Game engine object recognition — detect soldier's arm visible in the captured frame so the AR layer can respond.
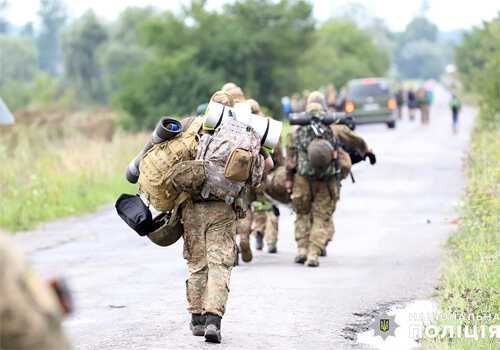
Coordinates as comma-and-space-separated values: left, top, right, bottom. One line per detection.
272, 139, 285, 168
285, 128, 297, 177
334, 125, 369, 155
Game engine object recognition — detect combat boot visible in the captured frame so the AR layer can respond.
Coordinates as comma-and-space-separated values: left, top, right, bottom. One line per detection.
239, 239, 253, 262
320, 248, 327, 257
267, 242, 277, 254
204, 313, 222, 343
306, 256, 319, 267
190, 314, 206, 336
294, 248, 307, 264
255, 232, 264, 250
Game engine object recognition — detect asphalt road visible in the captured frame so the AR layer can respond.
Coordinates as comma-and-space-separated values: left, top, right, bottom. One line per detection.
14, 85, 475, 350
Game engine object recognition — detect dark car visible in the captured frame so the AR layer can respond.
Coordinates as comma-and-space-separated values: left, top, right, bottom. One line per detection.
342, 78, 397, 129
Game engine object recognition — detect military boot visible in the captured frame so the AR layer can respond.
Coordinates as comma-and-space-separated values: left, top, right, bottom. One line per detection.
320, 248, 327, 257
306, 256, 319, 267
190, 314, 206, 336
204, 313, 222, 343
294, 247, 307, 264
239, 239, 253, 263
267, 242, 277, 254
255, 232, 264, 250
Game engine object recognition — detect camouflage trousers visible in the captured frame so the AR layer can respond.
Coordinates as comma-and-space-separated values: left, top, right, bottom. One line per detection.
291, 175, 338, 259
252, 210, 279, 245
236, 210, 252, 243
182, 201, 237, 317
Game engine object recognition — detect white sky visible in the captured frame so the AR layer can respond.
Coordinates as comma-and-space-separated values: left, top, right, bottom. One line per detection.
4, 0, 500, 31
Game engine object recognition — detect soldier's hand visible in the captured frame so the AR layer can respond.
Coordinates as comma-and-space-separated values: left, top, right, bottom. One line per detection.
272, 205, 280, 217
365, 150, 376, 165
285, 180, 293, 193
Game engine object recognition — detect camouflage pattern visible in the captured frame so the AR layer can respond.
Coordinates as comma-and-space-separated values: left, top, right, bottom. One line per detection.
0, 233, 70, 350
295, 121, 337, 180
181, 201, 237, 317
196, 118, 264, 204
252, 210, 278, 246
287, 121, 370, 260
237, 209, 252, 244
138, 117, 204, 211
291, 177, 338, 259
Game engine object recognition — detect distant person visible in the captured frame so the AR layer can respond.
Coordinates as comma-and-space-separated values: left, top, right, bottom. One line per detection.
407, 89, 417, 121
449, 93, 462, 134
291, 93, 302, 113
325, 83, 337, 111
416, 87, 430, 125
281, 96, 292, 118
395, 88, 405, 120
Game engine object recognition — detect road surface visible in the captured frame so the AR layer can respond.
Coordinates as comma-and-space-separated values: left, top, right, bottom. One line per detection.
14, 85, 475, 349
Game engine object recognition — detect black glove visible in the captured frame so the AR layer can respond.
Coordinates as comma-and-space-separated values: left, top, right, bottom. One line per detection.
272, 205, 280, 217
365, 152, 376, 165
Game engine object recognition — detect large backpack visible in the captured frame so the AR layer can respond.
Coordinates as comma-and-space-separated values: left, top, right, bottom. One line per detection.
196, 118, 264, 204
137, 118, 204, 211
295, 121, 337, 180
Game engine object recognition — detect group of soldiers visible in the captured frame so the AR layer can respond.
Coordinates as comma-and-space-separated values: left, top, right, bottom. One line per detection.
395, 85, 433, 124
0, 82, 375, 347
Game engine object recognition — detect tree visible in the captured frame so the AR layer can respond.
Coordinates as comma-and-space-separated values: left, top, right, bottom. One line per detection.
0, 0, 8, 33
99, 7, 155, 93
37, 0, 67, 75
115, 0, 314, 126
0, 35, 37, 85
62, 10, 108, 102
299, 19, 390, 89
395, 40, 445, 79
402, 17, 438, 43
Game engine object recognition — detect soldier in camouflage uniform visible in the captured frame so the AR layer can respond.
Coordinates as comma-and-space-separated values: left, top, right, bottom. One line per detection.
286, 91, 373, 267
182, 90, 273, 342
247, 99, 284, 254
0, 232, 71, 350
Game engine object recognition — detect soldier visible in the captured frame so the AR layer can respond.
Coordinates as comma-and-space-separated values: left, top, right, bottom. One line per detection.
182, 90, 274, 342
286, 91, 374, 267
0, 232, 71, 350
247, 98, 284, 254
416, 86, 430, 125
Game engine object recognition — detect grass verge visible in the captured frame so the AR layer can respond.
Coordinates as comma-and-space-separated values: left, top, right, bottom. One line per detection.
422, 112, 500, 349
0, 122, 145, 232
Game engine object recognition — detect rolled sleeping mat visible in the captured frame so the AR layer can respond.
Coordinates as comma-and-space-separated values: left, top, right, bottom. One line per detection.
203, 101, 234, 130
249, 114, 282, 149
234, 102, 252, 126
126, 117, 183, 184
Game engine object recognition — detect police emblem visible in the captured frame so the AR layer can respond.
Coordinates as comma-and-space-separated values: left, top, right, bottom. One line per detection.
370, 313, 399, 340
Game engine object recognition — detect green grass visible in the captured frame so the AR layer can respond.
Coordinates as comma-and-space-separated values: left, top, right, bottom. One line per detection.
422, 113, 500, 349
0, 124, 145, 232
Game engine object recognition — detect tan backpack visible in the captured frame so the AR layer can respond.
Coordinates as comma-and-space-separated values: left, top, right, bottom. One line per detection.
138, 118, 204, 211
196, 118, 264, 205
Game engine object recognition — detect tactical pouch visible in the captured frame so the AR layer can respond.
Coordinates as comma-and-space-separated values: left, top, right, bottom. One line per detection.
171, 160, 206, 194
224, 148, 253, 182
115, 194, 158, 236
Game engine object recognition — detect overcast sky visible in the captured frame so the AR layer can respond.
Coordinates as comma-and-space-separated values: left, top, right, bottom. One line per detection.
5, 0, 500, 32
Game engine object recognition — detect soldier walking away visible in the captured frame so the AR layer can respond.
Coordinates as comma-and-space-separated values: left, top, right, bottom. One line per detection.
0, 232, 71, 350
395, 88, 404, 120
416, 86, 431, 125
449, 93, 462, 134
407, 89, 417, 121
286, 91, 375, 267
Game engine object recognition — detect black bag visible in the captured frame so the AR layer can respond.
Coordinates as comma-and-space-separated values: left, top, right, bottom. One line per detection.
115, 194, 156, 236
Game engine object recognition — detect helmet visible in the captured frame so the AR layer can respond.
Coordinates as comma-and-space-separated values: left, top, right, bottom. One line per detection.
210, 90, 234, 107
226, 86, 246, 103
247, 98, 262, 115
221, 82, 238, 91
306, 91, 327, 111
305, 102, 324, 113
147, 217, 183, 247
307, 139, 333, 171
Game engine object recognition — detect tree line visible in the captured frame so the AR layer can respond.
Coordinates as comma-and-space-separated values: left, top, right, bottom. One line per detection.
0, 0, 456, 128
